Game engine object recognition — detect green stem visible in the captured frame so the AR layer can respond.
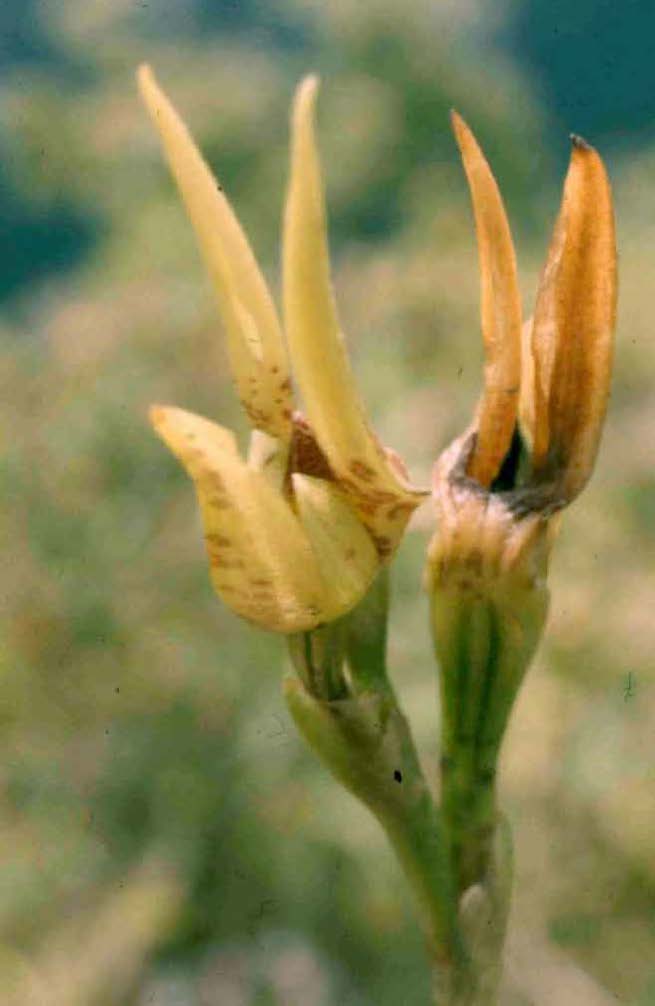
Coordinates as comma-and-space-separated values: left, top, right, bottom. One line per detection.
286, 574, 477, 1002
285, 671, 473, 1002
441, 744, 497, 894
433, 593, 528, 1002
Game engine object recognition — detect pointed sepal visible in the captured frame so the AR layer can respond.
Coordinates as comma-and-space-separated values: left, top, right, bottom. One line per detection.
530, 135, 616, 500
283, 75, 425, 556
451, 111, 522, 489
138, 65, 292, 441
150, 405, 327, 631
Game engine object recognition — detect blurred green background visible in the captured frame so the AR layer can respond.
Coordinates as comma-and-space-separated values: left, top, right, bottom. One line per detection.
2, 1, 654, 1003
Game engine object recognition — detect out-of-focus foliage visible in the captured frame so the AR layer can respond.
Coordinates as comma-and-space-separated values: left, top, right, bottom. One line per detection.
2, 1, 654, 1003
503, 0, 655, 151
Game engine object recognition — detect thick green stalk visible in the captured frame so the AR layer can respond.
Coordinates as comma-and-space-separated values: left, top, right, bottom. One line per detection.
436, 595, 506, 892
457, 816, 514, 1005
430, 556, 548, 1001
433, 572, 547, 887
284, 673, 473, 1003
286, 574, 475, 1003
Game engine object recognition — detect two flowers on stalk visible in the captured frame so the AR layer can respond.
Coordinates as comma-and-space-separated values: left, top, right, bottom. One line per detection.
139, 65, 616, 648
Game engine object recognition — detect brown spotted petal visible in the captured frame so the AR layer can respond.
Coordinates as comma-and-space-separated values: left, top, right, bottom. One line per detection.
282, 76, 426, 558
150, 406, 379, 631
451, 112, 522, 489
139, 66, 293, 442
150, 406, 330, 631
530, 136, 616, 500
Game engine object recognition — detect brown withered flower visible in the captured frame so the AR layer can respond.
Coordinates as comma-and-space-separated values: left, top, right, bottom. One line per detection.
430, 114, 616, 585
427, 114, 616, 892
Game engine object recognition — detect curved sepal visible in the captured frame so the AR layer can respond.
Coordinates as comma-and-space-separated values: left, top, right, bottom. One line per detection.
451, 112, 522, 488
283, 76, 425, 556
139, 65, 292, 441
150, 405, 327, 631
530, 136, 616, 500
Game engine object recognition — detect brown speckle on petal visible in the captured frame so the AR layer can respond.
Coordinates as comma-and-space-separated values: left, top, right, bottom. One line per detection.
206, 533, 231, 548
349, 459, 377, 482
288, 412, 335, 482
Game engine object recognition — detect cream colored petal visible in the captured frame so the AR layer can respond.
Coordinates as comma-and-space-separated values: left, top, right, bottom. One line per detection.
138, 65, 292, 441
247, 428, 288, 493
451, 112, 522, 488
530, 136, 616, 499
291, 474, 379, 619
150, 405, 329, 631
283, 75, 424, 555
151, 403, 238, 456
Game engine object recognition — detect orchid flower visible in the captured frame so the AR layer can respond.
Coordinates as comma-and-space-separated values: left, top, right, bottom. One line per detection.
139, 67, 425, 633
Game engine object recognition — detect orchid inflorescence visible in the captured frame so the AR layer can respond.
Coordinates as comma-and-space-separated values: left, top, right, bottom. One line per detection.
140, 67, 616, 1004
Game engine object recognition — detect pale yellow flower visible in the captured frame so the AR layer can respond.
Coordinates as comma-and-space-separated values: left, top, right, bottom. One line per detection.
139, 67, 424, 633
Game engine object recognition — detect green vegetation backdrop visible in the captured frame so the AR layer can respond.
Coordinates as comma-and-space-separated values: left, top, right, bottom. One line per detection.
2, 1, 654, 1003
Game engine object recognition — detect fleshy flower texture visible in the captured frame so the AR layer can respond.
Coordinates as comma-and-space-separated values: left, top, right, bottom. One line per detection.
139, 67, 425, 633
